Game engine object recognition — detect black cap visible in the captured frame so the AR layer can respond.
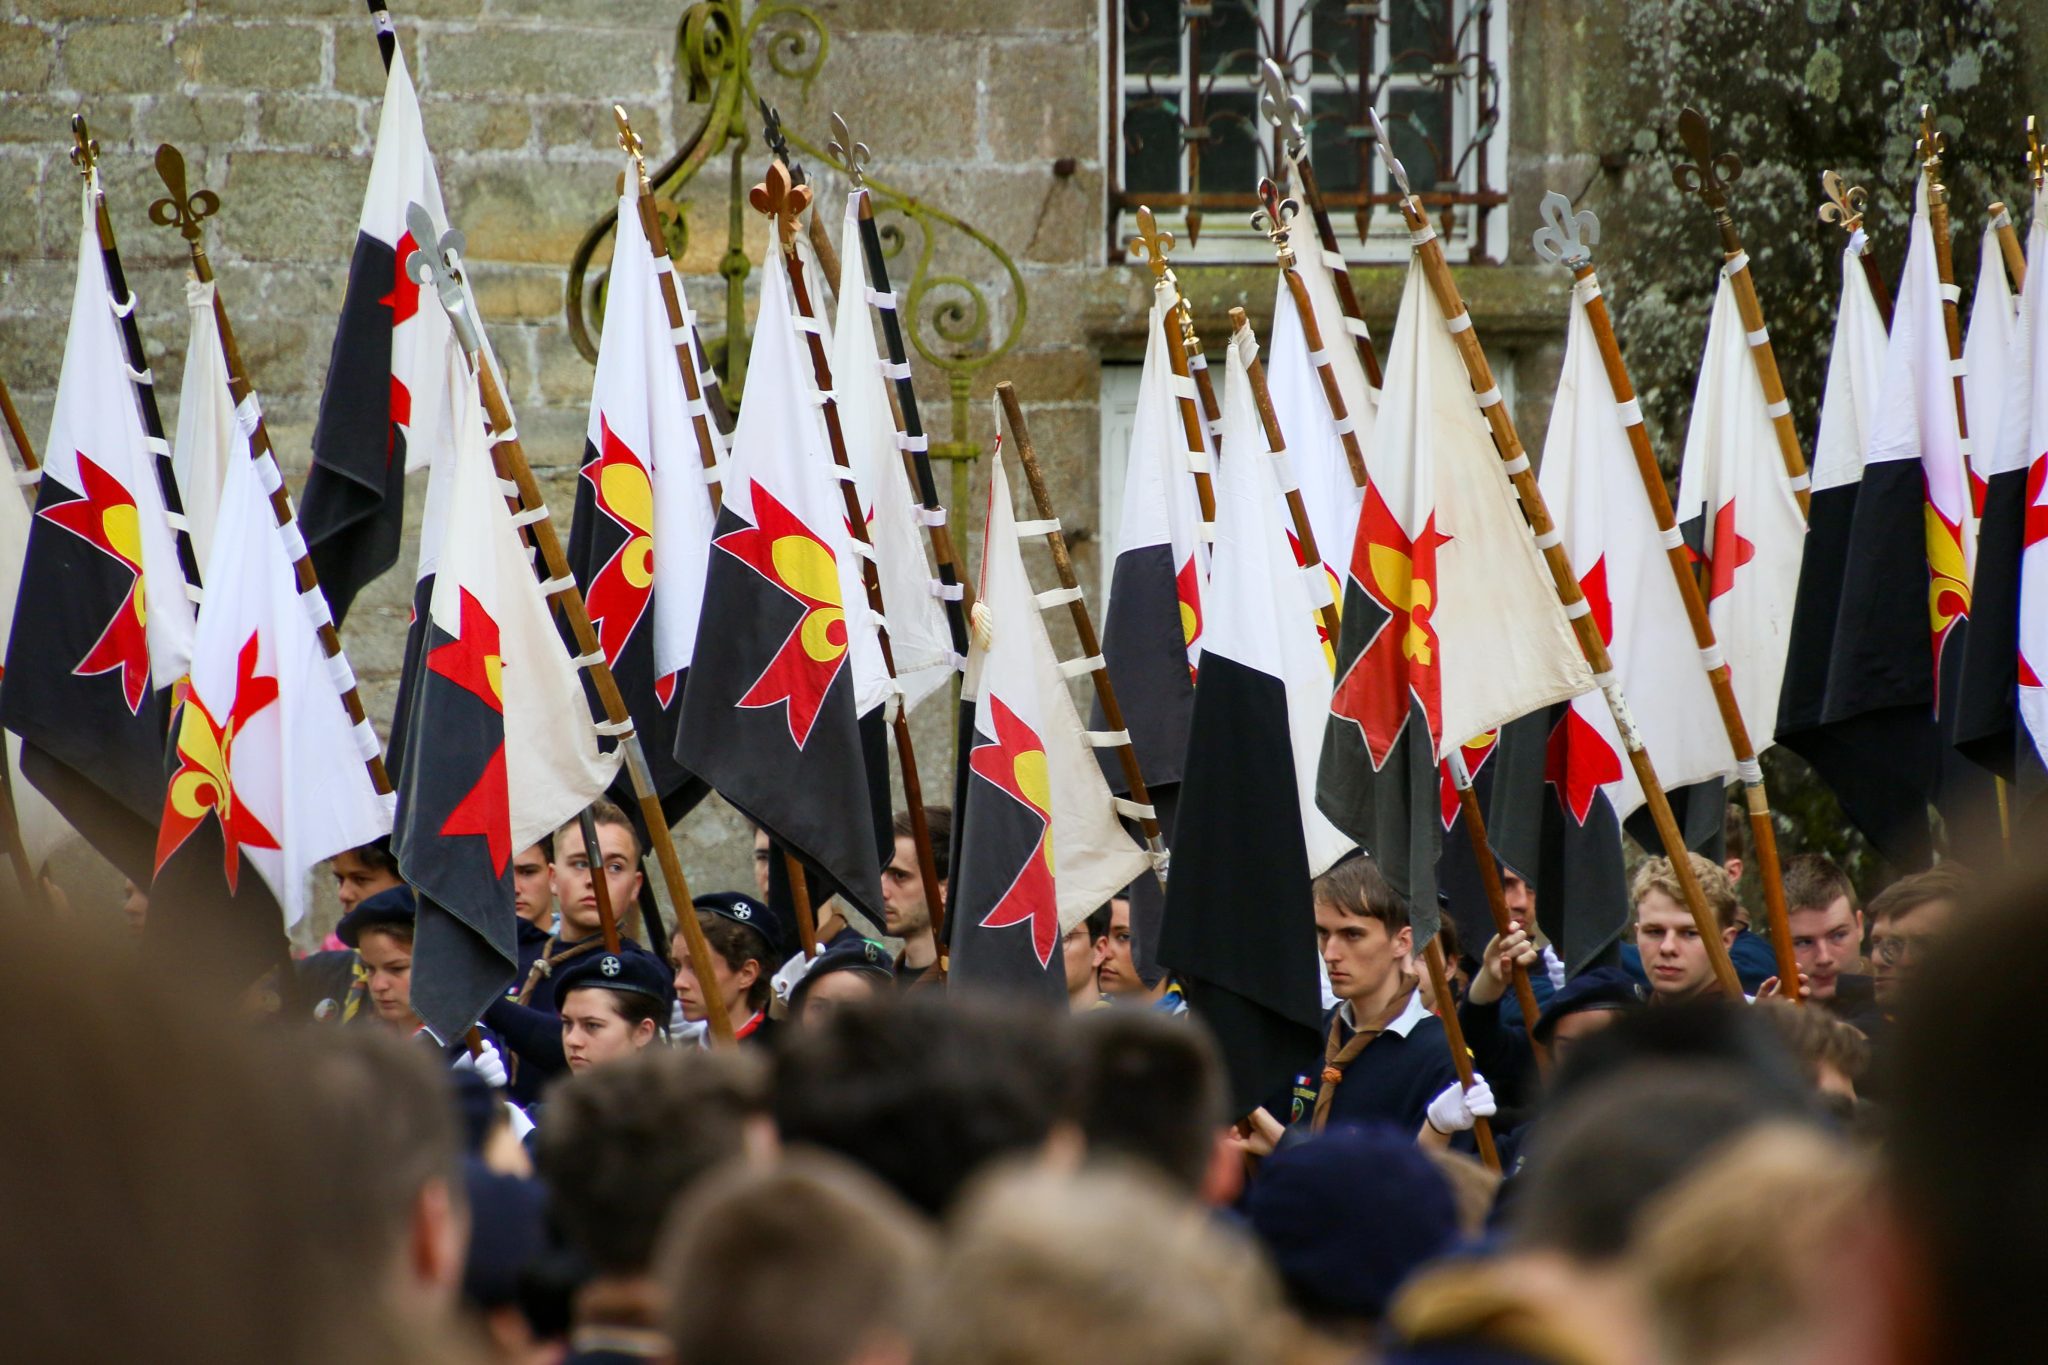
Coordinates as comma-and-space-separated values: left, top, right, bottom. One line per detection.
549, 943, 675, 1014
1532, 965, 1641, 1045
694, 891, 789, 963
788, 938, 894, 1013
335, 884, 417, 948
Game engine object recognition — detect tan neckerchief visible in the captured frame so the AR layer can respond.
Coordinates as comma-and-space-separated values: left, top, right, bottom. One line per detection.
1311, 986, 1416, 1132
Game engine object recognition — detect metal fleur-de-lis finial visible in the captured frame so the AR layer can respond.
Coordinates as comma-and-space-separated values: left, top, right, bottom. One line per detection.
1258, 58, 1308, 158
1127, 205, 1176, 281
827, 112, 869, 189
1366, 108, 1412, 200
402, 201, 479, 354
614, 104, 650, 192
758, 97, 807, 187
2028, 115, 2044, 191
1670, 107, 1742, 214
68, 114, 98, 182
750, 159, 813, 251
1530, 191, 1599, 268
1252, 177, 1299, 267
147, 143, 219, 248
1816, 169, 1869, 235
1916, 104, 1946, 173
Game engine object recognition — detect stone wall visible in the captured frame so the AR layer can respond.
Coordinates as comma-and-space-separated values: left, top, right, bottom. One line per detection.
12, 1, 2029, 932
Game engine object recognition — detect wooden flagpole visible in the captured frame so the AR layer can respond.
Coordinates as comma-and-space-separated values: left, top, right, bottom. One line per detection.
753, 161, 949, 958
1226, 307, 1343, 650
403, 204, 736, 1045
613, 108, 728, 512
1259, 60, 1385, 390
1448, 750, 1548, 1071
576, 808, 623, 956
1531, 190, 1802, 1002
993, 383, 1168, 872
783, 849, 818, 958
829, 114, 977, 657
149, 144, 393, 802
68, 120, 206, 599
1125, 208, 1220, 533
0, 370, 47, 915
1817, 170, 1894, 329
1671, 108, 1812, 519
1249, 181, 1368, 490
1423, 935, 1501, 1171
1371, 113, 1744, 1000
1991, 202, 2026, 295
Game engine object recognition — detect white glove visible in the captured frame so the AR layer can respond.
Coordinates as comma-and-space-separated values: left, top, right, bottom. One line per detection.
1543, 944, 1566, 993
503, 1101, 535, 1143
771, 949, 814, 1006
454, 1039, 509, 1089
1426, 1074, 1496, 1135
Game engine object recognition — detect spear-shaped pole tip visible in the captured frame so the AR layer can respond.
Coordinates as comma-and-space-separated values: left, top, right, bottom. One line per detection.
1259, 57, 1307, 156
827, 111, 869, 189
1366, 107, 1412, 200
1530, 190, 1598, 268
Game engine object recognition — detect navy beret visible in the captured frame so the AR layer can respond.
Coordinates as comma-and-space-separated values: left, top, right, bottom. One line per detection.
335, 884, 417, 948
549, 943, 674, 1014
788, 938, 895, 1013
694, 890, 789, 964
1247, 1122, 1458, 1322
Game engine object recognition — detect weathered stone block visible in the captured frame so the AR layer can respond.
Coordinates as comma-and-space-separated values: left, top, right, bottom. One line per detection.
423, 29, 665, 101
982, 36, 1098, 163
532, 320, 595, 405
60, 21, 180, 95
444, 160, 617, 265
469, 263, 568, 323
0, 24, 55, 94
256, 96, 364, 151
486, 0, 672, 24
221, 150, 367, 263
175, 22, 325, 92
0, 94, 81, 145
134, 92, 252, 149
0, 157, 45, 263
815, 0, 1094, 35
419, 98, 530, 153
778, 34, 982, 164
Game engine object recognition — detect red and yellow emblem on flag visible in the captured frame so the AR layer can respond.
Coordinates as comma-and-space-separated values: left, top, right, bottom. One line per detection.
714, 481, 850, 749
1331, 482, 1448, 769
154, 631, 281, 889
40, 453, 153, 714
967, 695, 1059, 967
427, 586, 512, 876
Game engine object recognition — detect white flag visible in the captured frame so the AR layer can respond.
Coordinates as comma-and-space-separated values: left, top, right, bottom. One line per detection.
1674, 273, 1807, 746
171, 279, 236, 570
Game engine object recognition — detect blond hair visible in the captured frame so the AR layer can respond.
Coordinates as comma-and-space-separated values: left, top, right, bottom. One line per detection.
1631, 853, 1739, 932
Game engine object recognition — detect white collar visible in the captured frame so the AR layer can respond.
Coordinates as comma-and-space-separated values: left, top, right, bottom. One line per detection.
1338, 986, 1430, 1038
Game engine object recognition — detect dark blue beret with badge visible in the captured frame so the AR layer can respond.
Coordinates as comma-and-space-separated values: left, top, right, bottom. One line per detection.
788, 938, 894, 1014
335, 884, 417, 948
548, 941, 674, 1014
694, 890, 790, 963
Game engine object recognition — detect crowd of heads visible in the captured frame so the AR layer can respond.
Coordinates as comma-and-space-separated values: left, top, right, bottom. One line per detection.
12, 802, 2033, 1365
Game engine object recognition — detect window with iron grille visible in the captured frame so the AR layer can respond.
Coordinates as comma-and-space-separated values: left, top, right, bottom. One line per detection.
1108, 0, 1508, 264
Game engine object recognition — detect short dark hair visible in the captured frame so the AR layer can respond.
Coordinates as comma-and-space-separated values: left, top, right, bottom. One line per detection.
537, 1049, 768, 1275
1084, 902, 1113, 944
1782, 852, 1855, 914
1866, 864, 1973, 928
349, 838, 400, 879
662, 1152, 934, 1365
891, 806, 952, 882
698, 910, 773, 1012
1888, 862, 2035, 1361
772, 996, 1069, 1217
1065, 1011, 1227, 1195
1311, 854, 1405, 936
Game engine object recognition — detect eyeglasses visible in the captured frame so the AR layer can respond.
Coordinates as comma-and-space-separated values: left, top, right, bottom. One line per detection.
1871, 933, 1933, 967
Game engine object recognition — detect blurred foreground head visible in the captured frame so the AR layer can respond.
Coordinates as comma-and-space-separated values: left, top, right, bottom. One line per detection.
0, 916, 473, 1363
919, 1163, 1294, 1365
